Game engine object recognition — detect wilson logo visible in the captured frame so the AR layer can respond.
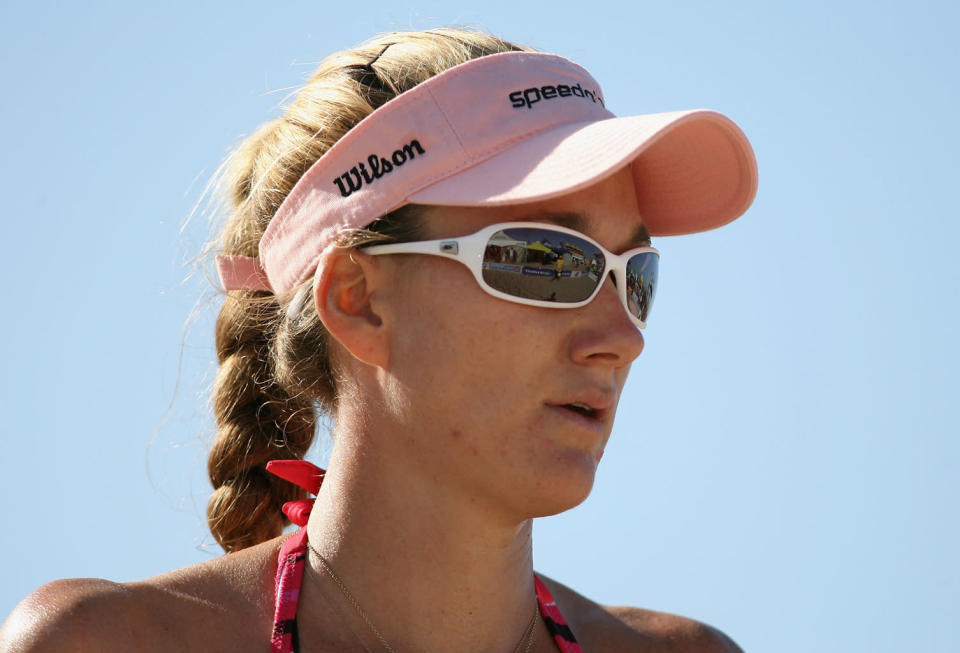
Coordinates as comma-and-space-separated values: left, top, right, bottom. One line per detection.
332, 139, 426, 197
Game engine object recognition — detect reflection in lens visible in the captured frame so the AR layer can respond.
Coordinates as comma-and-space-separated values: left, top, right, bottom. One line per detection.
481, 228, 605, 303
625, 252, 658, 323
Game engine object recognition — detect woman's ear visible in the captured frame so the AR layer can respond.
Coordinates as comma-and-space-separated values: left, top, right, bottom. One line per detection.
313, 247, 390, 369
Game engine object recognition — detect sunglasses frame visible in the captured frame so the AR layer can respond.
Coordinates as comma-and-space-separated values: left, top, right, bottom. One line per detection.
362, 221, 660, 329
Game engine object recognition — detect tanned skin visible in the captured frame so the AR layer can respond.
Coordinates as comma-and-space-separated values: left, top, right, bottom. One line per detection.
1, 535, 742, 653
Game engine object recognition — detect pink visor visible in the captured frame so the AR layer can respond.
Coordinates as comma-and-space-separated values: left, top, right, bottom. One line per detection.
216, 51, 758, 295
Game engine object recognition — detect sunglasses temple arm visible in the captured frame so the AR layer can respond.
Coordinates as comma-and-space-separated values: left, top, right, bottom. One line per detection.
363, 238, 466, 263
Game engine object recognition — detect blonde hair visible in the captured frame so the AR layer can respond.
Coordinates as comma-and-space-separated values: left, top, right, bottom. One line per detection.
207, 28, 533, 553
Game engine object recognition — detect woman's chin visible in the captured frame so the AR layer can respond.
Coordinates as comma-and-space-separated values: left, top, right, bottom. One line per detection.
521, 453, 599, 518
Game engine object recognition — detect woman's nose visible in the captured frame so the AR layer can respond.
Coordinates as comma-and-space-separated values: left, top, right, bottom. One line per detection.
568, 276, 645, 367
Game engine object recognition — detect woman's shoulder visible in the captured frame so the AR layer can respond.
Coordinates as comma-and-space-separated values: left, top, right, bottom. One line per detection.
1, 577, 134, 652
0, 536, 284, 653
539, 574, 744, 653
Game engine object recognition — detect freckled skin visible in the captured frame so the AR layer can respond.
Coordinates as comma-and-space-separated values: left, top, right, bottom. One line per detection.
379, 166, 646, 523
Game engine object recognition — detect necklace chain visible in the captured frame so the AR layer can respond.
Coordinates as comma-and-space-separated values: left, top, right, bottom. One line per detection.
307, 541, 538, 652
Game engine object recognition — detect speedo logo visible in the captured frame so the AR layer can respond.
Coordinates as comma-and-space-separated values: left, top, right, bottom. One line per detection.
332, 139, 426, 197
508, 83, 604, 110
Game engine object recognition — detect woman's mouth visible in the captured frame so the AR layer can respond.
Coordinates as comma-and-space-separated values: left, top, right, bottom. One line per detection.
562, 402, 597, 418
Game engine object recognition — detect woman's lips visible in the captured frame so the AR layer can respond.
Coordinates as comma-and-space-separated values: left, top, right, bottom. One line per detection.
544, 403, 607, 437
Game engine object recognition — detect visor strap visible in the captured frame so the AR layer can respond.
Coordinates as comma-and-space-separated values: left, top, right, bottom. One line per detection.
216, 254, 273, 292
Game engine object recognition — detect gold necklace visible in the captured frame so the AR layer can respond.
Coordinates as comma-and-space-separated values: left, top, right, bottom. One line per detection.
307, 541, 539, 652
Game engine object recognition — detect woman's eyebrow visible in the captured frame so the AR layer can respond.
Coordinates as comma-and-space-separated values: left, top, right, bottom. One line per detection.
625, 224, 652, 249
524, 211, 652, 250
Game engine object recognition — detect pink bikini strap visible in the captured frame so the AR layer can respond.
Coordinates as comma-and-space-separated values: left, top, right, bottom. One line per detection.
268, 459, 325, 653
535, 575, 584, 652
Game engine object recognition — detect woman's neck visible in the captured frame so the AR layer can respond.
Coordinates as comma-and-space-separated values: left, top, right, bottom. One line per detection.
300, 430, 541, 652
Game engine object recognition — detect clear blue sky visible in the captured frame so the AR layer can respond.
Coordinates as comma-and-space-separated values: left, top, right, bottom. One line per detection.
1, 1, 957, 651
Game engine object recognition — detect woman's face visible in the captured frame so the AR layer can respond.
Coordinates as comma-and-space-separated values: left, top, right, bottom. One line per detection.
381, 166, 648, 520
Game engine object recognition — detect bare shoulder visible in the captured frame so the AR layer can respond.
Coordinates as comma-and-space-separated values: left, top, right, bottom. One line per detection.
0, 578, 134, 653
538, 575, 743, 653
0, 537, 283, 653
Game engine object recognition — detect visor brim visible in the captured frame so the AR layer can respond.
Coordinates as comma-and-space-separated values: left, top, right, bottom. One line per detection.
409, 109, 758, 237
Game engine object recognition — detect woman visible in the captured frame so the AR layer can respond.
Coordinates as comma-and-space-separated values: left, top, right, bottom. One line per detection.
1, 28, 756, 652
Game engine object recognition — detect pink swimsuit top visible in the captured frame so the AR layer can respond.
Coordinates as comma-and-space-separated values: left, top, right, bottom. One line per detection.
266, 460, 583, 653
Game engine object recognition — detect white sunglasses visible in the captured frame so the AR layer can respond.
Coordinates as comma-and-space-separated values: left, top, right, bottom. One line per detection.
364, 221, 659, 328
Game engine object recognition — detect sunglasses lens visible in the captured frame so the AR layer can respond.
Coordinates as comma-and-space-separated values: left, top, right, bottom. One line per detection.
625, 252, 658, 323
481, 227, 606, 303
